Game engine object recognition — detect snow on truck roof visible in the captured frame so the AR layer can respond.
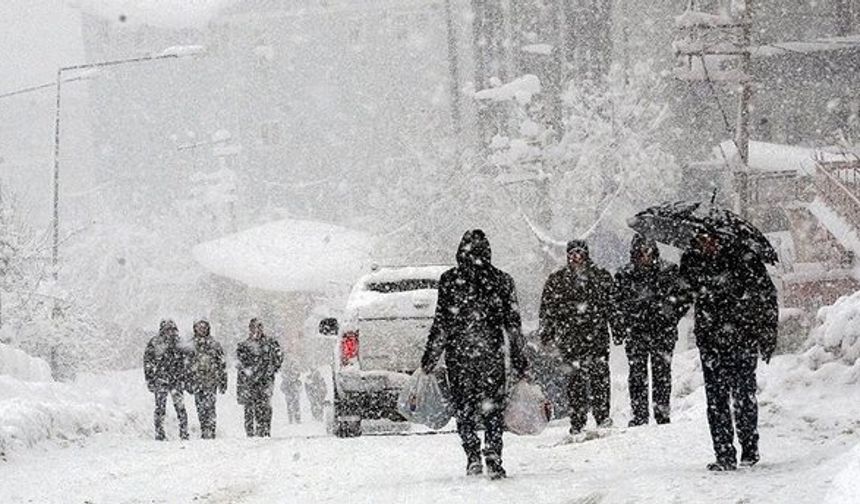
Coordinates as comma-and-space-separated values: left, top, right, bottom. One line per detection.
192, 218, 373, 293
357, 265, 451, 286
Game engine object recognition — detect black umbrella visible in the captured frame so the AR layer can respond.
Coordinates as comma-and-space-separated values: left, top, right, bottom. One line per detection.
627, 201, 779, 264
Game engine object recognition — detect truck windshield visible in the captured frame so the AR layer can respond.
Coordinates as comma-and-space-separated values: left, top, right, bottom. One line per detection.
365, 279, 438, 293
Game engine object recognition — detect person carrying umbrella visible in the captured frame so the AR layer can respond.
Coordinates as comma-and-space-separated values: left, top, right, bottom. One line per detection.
629, 202, 778, 471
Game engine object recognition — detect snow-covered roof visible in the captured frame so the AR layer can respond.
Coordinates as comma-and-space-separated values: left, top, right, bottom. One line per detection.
717, 140, 856, 176
71, 0, 238, 29
192, 219, 374, 293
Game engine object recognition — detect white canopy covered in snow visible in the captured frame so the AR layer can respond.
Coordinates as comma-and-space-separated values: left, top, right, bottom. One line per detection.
192, 219, 374, 293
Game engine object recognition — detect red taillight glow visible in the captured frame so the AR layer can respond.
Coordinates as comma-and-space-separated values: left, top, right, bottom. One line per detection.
340, 330, 359, 366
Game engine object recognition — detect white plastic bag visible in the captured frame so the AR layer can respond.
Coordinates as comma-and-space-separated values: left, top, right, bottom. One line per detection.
504, 380, 552, 435
397, 369, 454, 429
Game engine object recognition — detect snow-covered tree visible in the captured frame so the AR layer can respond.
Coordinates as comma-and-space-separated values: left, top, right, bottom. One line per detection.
486, 61, 681, 266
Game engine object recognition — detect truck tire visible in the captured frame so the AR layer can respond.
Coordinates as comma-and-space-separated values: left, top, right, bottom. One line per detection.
333, 392, 362, 438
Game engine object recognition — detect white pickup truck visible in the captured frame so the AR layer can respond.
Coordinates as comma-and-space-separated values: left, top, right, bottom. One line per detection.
330, 265, 450, 438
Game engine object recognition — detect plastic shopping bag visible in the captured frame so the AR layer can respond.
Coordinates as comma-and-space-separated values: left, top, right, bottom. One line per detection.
504, 380, 552, 435
397, 369, 454, 429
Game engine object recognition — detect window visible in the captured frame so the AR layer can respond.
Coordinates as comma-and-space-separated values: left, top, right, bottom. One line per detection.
365, 279, 439, 293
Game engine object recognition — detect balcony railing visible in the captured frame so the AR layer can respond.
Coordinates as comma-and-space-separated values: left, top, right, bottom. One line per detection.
815, 161, 860, 228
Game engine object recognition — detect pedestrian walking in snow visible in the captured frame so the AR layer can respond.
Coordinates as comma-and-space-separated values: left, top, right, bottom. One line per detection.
421, 229, 530, 479
613, 234, 685, 426
188, 320, 228, 439
539, 239, 615, 437
679, 232, 777, 471
280, 356, 302, 424
305, 368, 326, 422
237, 318, 284, 437
143, 319, 190, 441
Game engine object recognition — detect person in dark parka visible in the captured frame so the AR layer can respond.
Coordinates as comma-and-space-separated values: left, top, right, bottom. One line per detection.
237, 318, 284, 437
188, 320, 228, 439
421, 229, 529, 480
143, 319, 189, 441
614, 234, 685, 426
539, 239, 615, 436
679, 232, 778, 471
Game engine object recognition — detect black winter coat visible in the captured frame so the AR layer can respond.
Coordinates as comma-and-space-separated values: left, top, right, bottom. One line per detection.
614, 259, 685, 352
539, 262, 616, 361
421, 230, 528, 404
679, 245, 778, 357
236, 335, 284, 404
188, 337, 228, 394
144, 334, 188, 392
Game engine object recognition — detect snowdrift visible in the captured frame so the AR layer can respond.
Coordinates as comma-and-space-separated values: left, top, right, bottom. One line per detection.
0, 343, 52, 382
0, 374, 146, 456
805, 290, 860, 368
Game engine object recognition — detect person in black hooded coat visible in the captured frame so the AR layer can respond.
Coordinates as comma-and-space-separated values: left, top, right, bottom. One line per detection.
539, 239, 615, 435
421, 229, 529, 480
614, 234, 685, 426
143, 319, 189, 441
679, 232, 778, 471
187, 320, 228, 439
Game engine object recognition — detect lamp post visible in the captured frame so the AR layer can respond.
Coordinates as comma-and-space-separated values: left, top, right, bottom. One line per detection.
50, 46, 205, 279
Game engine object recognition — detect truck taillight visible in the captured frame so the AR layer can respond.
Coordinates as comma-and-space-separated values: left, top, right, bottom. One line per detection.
340, 330, 359, 366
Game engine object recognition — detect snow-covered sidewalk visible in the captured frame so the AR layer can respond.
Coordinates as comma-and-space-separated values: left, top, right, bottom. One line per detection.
0, 400, 857, 504
2, 348, 859, 503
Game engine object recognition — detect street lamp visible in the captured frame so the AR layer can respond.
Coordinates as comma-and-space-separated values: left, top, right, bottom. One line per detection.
51, 46, 206, 279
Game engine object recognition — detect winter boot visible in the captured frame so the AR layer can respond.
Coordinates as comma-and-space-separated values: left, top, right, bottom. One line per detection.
485, 454, 506, 480
466, 452, 483, 476
706, 459, 737, 472
628, 417, 648, 428
740, 449, 760, 467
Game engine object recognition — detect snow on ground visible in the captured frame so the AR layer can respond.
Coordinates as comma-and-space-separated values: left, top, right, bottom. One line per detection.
3, 303, 860, 502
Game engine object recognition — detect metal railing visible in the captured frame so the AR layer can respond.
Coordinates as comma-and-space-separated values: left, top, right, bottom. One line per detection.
815, 161, 860, 227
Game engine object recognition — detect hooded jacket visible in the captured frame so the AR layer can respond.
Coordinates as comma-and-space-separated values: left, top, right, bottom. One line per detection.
613, 234, 685, 351
236, 332, 284, 404
421, 230, 528, 389
679, 241, 778, 356
143, 320, 189, 392
187, 322, 228, 394
539, 240, 616, 360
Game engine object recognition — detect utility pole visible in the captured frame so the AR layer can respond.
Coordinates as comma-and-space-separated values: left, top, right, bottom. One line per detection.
673, 1, 753, 215
444, 0, 463, 139
736, 0, 753, 218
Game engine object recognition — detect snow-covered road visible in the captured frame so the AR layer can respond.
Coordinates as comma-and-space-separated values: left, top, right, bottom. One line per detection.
2, 393, 858, 504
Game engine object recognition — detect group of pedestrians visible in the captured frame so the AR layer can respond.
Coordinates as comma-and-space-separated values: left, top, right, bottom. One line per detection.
421, 227, 777, 479
143, 318, 283, 439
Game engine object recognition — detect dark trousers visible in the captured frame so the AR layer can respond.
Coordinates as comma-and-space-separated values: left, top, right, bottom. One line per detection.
154, 388, 188, 440
450, 369, 505, 462
700, 347, 759, 463
244, 386, 274, 437
627, 344, 673, 424
194, 390, 217, 439
567, 354, 611, 432
283, 388, 301, 424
